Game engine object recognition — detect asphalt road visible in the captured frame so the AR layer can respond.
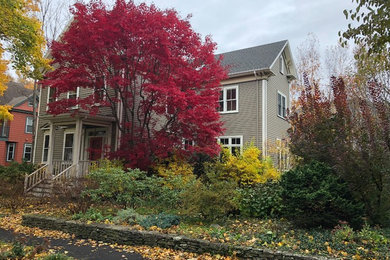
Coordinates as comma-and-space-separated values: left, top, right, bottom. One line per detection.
0, 227, 145, 260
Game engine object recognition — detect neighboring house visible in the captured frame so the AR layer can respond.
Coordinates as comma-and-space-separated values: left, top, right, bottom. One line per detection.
0, 82, 35, 165
216, 40, 296, 157
27, 40, 296, 193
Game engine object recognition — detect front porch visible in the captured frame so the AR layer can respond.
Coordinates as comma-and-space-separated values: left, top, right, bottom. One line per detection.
25, 114, 117, 194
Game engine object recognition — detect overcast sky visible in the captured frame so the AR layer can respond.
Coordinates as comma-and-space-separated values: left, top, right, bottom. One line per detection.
130, 0, 357, 56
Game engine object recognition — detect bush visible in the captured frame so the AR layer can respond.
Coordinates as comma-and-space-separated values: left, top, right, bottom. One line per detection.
43, 254, 74, 260
280, 161, 364, 228
72, 208, 113, 222
180, 173, 238, 220
0, 162, 36, 212
154, 153, 194, 180
84, 167, 180, 210
208, 143, 280, 186
51, 177, 93, 215
113, 208, 145, 225
237, 181, 283, 219
139, 213, 180, 229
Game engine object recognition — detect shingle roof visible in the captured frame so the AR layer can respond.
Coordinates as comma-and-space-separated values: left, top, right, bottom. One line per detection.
216, 40, 288, 75
0, 82, 32, 105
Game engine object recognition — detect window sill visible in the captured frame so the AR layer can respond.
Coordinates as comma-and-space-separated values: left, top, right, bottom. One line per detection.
277, 115, 287, 121
219, 110, 239, 115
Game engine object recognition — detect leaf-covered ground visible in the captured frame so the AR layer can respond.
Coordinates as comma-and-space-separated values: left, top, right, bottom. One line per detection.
1, 199, 390, 260
0, 201, 236, 260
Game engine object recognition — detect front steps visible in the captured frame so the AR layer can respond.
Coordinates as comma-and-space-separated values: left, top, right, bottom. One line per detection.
26, 179, 53, 197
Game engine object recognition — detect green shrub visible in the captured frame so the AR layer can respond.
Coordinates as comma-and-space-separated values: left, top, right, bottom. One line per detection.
113, 208, 145, 225
43, 254, 74, 260
72, 208, 112, 222
280, 161, 364, 228
84, 167, 182, 210
139, 213, 180, 229
237, 181, 283, 219
180, 173, 238, 220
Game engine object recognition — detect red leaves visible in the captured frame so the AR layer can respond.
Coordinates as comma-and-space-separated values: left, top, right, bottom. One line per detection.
43, 0, 227, 169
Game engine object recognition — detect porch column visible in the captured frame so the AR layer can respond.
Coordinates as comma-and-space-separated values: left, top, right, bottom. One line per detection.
48, 122, 55, 175
73, 118, 82, 177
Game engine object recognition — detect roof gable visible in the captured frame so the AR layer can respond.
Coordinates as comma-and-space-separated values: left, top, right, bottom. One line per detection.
216, 40, 296, 77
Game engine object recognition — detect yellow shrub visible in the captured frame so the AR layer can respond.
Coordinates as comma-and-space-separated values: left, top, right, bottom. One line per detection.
154, 154, 194, 181
219, 143, 280, 185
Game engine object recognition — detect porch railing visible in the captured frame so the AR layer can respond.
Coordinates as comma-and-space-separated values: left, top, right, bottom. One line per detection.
24, 160, 96, 193
52, 164, 77, 182
52, 160, 73, 176
24, 164, 48, 193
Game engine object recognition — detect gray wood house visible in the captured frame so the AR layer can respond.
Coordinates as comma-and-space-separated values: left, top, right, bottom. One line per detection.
26, 40, 296, 195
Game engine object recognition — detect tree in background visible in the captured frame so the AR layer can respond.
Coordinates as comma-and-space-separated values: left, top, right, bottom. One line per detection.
288, 75, 390, 226
0, 0, 49, 121
43, 0, 227, 169
290, 33, 322, 106
341, 0, 390, 56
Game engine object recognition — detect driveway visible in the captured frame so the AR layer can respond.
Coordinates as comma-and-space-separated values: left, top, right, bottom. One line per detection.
0, 227, 145, 260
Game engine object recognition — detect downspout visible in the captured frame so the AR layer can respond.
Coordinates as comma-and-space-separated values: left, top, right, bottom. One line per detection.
254, 71, 260, 149
32, 82, 41, 163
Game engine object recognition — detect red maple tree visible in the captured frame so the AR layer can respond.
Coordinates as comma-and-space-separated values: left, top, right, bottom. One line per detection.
42, 0, 227, 169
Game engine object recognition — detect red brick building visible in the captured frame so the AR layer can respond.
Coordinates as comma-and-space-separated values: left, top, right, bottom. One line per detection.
0, 83, 34, 165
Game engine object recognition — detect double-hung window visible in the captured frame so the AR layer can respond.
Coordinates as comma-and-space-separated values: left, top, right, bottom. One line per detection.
63, 132, 74, 161
277, 92, 287, 118
279, 55, 285, 74
94, 76, 106, 104
23, 143, 32, 162
42, 134, 50, 163
6, 143, 16, 161
25, 117, 33, 133
218, 136, 242, 156
68, 87, 79, 109
218, 85, 238, 113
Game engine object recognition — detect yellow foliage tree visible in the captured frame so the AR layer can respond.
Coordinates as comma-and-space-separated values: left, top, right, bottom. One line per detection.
0, 0, 50, 121
218, 143, 280, 185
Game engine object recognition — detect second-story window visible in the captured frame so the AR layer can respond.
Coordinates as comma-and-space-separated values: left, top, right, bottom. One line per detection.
218, 85, 238, 113
94, 76, 106, 104
278, 92, 287, 118
47, 87, 56, 111
25, 117, 33, 133
68, 87, 79, 100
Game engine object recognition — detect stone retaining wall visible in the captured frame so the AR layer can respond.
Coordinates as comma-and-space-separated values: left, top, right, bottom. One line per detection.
22, 215, 329, 259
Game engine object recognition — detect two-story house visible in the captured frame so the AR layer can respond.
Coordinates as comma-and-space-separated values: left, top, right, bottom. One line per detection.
0, 83, 35, 165
26, 40, 296, 194
217, 40, 296, 156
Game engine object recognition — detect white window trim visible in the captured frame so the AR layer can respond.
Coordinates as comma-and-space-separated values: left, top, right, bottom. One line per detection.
46, 87, 57, 111
6, 143, 16, 162
279, 55, 285, 75
23, 143, 32, 162
219, 85, 239, 114
42, 133, 50, 163
68, 87, 80, 109
62, 131, 75, 161
25, 117, 33, 134
93, 78, 108, 106
277, 91, 287, 119
218, 135, 243, 154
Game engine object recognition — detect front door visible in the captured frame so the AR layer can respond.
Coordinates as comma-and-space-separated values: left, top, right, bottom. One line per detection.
88, 137, 103, 161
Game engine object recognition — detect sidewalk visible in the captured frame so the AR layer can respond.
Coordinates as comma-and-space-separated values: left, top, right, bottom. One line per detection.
0, 228, 144, 260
